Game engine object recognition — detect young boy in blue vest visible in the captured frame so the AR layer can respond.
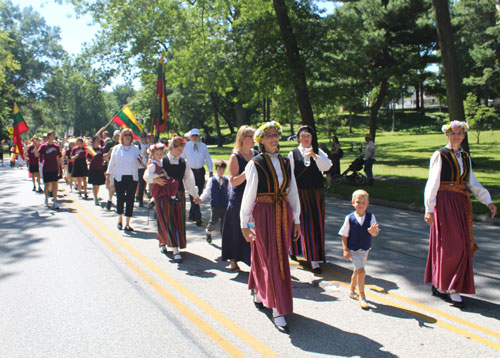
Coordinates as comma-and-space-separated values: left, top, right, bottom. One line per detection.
199, 160, 231, 243
339, 189, 380, 309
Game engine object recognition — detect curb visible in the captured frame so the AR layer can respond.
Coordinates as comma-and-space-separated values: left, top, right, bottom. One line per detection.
328, 193, 500, 227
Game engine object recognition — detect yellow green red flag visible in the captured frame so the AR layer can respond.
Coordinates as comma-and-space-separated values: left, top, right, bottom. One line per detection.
111, 105, 142, 140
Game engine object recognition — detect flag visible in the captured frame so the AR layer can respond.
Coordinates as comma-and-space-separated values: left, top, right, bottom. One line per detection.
12, 103, 29, 160
112, 105, 142, 140
155, 51, 168, 133
84, 145, 96, 157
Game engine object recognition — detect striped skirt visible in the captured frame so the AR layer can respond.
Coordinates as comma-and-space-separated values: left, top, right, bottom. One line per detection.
290, 187, 326, 262
155, 190, 187, 249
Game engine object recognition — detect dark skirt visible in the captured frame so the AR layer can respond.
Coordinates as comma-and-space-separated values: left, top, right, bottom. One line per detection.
221, 190, 251, 266
290, 187, 326, 262
42, 171, 59, 183
249, 199, 294, 315
67, 162, 73, 175
29, 164, 39, 174
155, 190, 187, 248
88, 169, 105, 185
424, 188, 475, 294
72, 158, 88, 178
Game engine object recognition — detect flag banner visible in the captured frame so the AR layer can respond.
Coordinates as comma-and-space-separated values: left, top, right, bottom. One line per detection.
155, 51, 168, 133
84, 145, 96, 157
12, 103, 28, 160
112, 105, 142, 140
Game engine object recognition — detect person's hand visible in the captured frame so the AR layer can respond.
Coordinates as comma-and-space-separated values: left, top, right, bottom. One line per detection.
424, 212, 434, 226
368, 223, 380, 236
153, 176, 167, 186
343, 249, 351, 261
209, 172, 213, 177
304, 147, 314, 158
488, 203, 497, 218
193, 197, 202, 205
105, 177, 110, 188
293, 223, 301, 241
241, 227, 254, 243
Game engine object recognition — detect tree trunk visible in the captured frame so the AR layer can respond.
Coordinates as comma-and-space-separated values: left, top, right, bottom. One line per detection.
432, 0, 469, 153
262, 98, 266, 121
401, 89, 405, 113
209, 92, 223, 147
234, 101, 247, 127
420, 81, 425, 114
369, 78, 389, 141
349, 111, 353, 134
392, 100, 396, 132
267, 98, 271, 120
415, 84, 420, 112
272, 0, 318, 150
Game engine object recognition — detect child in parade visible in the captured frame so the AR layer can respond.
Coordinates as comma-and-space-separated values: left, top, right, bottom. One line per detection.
71, 138, 88, 199
27, 138, 43, 192
240, 121, 302, 333
199, 160, 231, 244
87, 136, 106, 205
339, 189, 380, 309
65, 142, 75, 192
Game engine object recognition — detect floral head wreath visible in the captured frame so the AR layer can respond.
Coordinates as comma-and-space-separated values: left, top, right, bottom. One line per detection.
253, 121, 282, 143
148, 143, 165, 154
442, 120, 470, 133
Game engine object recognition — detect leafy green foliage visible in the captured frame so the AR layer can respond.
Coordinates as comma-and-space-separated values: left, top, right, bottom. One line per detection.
464, 92, 499, 143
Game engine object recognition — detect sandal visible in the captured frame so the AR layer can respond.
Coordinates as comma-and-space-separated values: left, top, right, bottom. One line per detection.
348, 291, 359, 300
124, 226, 134, 232
117, 222, 123, 230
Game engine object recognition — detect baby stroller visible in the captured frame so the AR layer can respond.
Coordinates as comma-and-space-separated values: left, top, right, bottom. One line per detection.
330, 155, 367, 185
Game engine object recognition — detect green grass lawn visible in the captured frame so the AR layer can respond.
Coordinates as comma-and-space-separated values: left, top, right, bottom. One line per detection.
208, 128, 500, 217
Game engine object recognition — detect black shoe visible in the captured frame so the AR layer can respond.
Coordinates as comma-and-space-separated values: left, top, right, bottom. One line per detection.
450, 299, 464, 308
106, 201, 112, 211
124, 225, 134, 232
160, 245, 168, 254
251, 291, 264, 310
312, 267, 322, 274
117, 222, 123, 230
84, 193, 88, 200
138, 201, 144, 208
196, 220, 202, 226
37, 188, 43, 193
431, 286, 448, 299
290, 255, 298, 262
206, 233, 212, 243
32, 187, 36, 191
273, 317, 289, 334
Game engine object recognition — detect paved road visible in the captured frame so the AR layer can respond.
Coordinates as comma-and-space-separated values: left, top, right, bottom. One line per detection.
1, 165, 499, 357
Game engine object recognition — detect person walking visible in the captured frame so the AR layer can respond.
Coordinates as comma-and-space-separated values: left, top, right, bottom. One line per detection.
135, 132, 149, 207
183, 128, 213, 226
106, 128, 140, 232
424, 121, 497, 307
288, 125, 332, 273
87, 136, 106, 206
34, 131, 62, 209
240, 121, 301, 333
103, 129, 121, 210
27, 138, 43, 192
220, 125, 256, 272
144, 136, 201, 263
71, 138, 89, 199
364, 134, 376, 185
321, 135, 343, 188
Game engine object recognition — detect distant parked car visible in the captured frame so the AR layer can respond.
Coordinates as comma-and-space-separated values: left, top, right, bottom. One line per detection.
287, 134, 297, 141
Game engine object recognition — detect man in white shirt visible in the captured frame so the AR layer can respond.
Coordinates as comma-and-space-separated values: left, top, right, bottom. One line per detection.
364, 134, 376, 186
182, 128, 213, 225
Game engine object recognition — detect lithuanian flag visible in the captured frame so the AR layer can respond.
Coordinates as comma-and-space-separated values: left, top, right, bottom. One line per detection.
13, 103, 29, 159
155, 51, 168, 133
84, 145, 96, 157
112, 105, 142, 140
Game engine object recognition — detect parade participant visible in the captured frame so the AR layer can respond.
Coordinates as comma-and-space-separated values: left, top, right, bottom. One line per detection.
364, 134, 376, 185
182, 128, 213, 226
240, 121, 301, 333
321, 135, 343, 188
339, 189, 380, 309
106, 128, 140, 232
199, 160, 231, 244
87, 136, 105, 206
71, 138, 88, 198
144, 136, 201, 263
221, 125, 256, 272
424, 121, 497, 307
103, 129, 121, 210
27, 138, 43, 192
0, 140, 4, 166
135, 131, 149, 207
65, 142, 75, 192
288, 125, 332, 274
34, 131, 62, 209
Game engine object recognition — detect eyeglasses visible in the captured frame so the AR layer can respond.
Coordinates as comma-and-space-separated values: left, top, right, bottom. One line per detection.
264, 134, 280, 139
123, 134, 132, 137
448, 132, 465, 136
191, 134, 200, 137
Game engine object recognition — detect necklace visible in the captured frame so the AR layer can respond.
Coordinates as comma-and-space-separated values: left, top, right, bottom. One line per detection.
239, 149, 254, 161
123, 145, 131, 152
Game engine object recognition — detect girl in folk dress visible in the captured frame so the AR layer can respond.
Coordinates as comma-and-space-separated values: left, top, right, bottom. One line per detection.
240, 121, 301, 333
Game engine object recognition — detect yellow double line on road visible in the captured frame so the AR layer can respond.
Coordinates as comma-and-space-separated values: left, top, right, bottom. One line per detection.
291, 261, 500, 352
66, 196, 279, 358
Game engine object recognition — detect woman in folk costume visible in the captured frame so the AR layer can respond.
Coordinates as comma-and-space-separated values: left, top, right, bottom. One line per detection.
288, 125, 332, 273
424, 121, 497, 307
144, 137, 201, 263
240, 121, 301, 333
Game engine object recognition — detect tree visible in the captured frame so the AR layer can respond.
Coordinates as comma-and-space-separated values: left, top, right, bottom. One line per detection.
464, 92, 498, 144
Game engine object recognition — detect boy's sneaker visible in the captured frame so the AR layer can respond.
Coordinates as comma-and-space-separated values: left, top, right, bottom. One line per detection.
359, 297, 369, 309
206, 232, 212, 244
94, 199, 99, 206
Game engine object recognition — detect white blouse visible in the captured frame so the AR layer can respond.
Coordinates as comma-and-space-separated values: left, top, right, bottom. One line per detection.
199, 173, 232, 202
143, 153, 199, 199
240, 153, 301, 228
288, 144, 332, 172
106, 144, 140, 182
424, 144, 492, 213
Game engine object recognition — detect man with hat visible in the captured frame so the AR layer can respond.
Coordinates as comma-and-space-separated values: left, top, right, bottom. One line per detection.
182, 128, 213, 226
103, 129, 121, 210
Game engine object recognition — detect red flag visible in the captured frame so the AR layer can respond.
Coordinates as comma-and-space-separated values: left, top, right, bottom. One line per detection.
155, 51, 168, 133
12, 103, 28, 160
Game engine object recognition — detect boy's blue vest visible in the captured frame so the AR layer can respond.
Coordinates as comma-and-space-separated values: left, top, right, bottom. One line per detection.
347, 212, 372, 251
210, 176, 229, 208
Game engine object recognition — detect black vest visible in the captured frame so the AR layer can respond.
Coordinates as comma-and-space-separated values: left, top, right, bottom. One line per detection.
162, 156, 186, 191
253, 153, 291, 194
439, 147, 470, 184
292, 148, 324, 189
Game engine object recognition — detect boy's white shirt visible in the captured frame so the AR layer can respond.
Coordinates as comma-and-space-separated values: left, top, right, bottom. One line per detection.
338, 212, 377, 238
199, 173, 232, 202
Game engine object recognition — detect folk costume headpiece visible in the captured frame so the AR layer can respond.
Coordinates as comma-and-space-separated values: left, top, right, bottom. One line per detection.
253, 120, 282, 143
148, 143, 165, 154
442, 120, 469, 133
